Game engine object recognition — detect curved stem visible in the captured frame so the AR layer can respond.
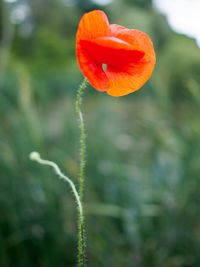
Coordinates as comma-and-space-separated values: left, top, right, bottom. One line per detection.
29, 152, 83, 218
76, 78, 88, 267
30, 152, 85, 266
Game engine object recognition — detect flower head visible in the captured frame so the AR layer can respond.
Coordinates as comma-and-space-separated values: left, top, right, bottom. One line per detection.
76, 10, 156, 97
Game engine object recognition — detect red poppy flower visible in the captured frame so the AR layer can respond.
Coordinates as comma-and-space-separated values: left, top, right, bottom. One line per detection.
76, 10, 156, 97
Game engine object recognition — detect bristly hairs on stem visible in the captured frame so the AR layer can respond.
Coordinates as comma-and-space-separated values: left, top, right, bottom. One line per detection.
76, 77, 87, 202
76, 77, 88, 267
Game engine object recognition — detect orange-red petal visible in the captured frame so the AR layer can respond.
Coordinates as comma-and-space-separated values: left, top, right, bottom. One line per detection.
76, 10, 110, 91
110, 24, 155, 61
76, 45, 109, 91
76, 10, 110, 42
76, 10, 156, 96
106, 58, 155, 97
80, 37, 145, 67
105, 24, 156, 96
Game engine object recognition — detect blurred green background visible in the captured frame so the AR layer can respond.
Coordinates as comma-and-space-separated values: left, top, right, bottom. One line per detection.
1, 0, 200, 266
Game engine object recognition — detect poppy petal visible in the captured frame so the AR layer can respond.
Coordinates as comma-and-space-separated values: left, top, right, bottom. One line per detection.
110, 24, 155, 60
76, 45, 109, 91
80, 37, 145, 68
106, 59, 155, 97
76, 10, 110, 91
76, 10, 110, 41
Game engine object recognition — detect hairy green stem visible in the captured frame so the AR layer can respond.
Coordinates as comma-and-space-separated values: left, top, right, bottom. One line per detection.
76, 77, 87, 202
76, 78, 87, 267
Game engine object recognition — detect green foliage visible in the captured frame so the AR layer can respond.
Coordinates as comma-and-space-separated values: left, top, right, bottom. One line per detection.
158, 34, 200, 101
1, 0, 200, 266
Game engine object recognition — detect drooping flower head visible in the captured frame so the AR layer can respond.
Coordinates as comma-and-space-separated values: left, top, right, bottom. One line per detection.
76, 10, 156, 97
